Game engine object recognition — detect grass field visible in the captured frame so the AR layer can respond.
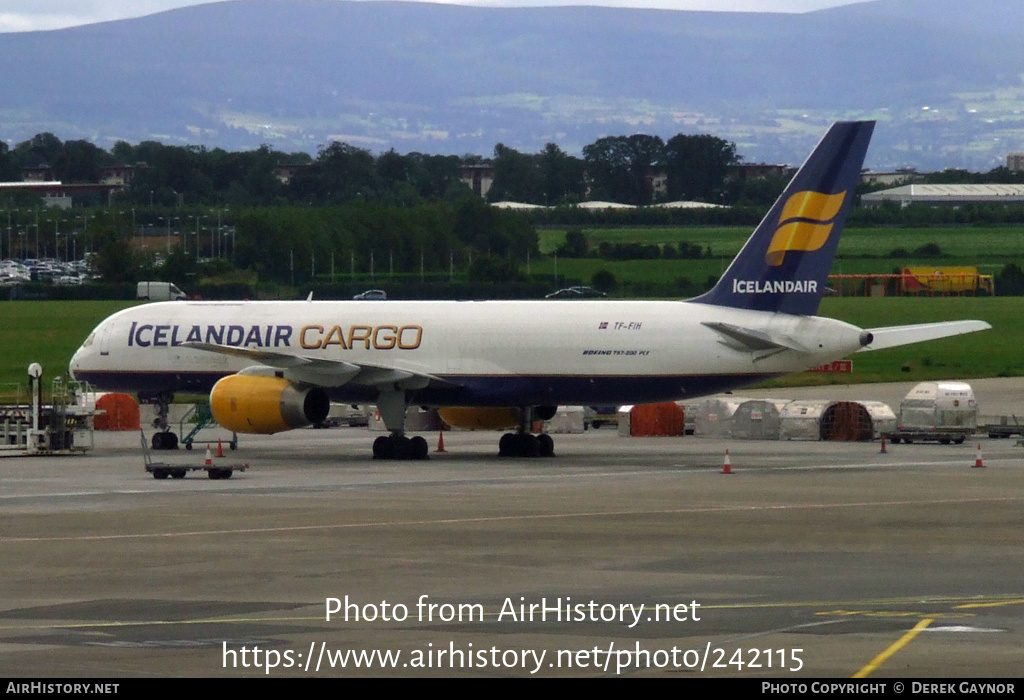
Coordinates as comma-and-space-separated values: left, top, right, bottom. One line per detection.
0, 301, 137, 401
0, 296, 1014, 401
538, 225, 1024, 281
539, 224, 1024, 257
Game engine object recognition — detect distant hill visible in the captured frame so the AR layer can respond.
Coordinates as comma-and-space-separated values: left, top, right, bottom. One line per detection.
2, 0, 1023, 169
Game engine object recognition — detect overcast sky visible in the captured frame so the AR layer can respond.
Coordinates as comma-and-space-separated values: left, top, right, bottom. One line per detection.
0, 0, 869, 33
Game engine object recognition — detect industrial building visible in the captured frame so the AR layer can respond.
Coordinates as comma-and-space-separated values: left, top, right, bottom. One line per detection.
861, 184, 1024, 207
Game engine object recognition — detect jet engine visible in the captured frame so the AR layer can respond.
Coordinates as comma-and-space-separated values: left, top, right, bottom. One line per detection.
210, 374, 330, 434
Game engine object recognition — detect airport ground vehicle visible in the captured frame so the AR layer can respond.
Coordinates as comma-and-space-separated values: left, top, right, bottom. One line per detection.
140, 431, 245, 479
137, 281, 186, 301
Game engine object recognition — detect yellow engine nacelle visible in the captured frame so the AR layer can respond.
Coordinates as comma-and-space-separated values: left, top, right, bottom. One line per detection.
210, 374, 330, 435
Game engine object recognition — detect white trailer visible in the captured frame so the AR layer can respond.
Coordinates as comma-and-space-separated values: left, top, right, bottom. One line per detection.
887, 382, 977, 444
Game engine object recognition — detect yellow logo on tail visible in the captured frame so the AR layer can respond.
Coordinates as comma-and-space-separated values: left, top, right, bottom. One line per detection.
766, 190, 847, 266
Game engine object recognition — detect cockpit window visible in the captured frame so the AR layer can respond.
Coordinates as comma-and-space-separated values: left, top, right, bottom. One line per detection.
82, 332, 95, 348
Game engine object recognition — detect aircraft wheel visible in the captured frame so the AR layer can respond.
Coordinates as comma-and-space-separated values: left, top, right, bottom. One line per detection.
499, 433, 516, 457
373, 435, 393, 460
409, 435, 429, 461
152, 432, 179, 450
537, 433, 554, 457
524, 434, 541, 458
392, 436, 412, 460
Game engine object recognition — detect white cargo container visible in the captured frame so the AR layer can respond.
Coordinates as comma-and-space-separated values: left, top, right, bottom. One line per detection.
731, 399, 791, 440
888, 382, 977, 444
541, 406, 586, 434
692, 397, 750, 438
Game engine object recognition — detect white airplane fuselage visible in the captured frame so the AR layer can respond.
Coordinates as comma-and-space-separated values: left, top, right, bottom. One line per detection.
70, 298, 867, 407
68, 123, 993, 460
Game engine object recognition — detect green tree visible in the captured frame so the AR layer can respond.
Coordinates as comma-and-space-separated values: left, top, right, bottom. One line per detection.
53, 140, 113, 183
664, 134, 737, 202
90, 220, 138, 284
583, 134, 665, 205
538, 143, 585, 205
591, 269, 617, 294
997, 263, 1024, 295
556, 228, 588, 257
0, 142, 18, 181
488, 144, 541, 204
467, 254, 524, 283
14, 132, 63, 168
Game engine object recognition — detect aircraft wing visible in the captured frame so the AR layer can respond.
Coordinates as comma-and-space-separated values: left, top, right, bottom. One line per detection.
859, 320, 992, 351
183, 342, 454, 389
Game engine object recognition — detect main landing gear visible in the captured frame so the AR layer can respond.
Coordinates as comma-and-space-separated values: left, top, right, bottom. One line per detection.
372, 434, 429, 460
143, 392, 179, 450
498, 432, 554, 458
372, 387, 429, 461
499, 406, 556, 458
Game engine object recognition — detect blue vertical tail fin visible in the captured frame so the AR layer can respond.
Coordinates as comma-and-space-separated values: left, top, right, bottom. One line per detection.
691, 121, 874, 316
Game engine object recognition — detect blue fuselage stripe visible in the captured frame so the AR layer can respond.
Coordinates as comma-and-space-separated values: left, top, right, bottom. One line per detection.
73, 371, 781, 406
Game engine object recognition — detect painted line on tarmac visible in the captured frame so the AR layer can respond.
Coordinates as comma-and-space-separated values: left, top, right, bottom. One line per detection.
3, 495, 1022, 543
954, 598, 1024, 610
852, 618, 933, 678
0, 469, 682, 502
670, 458, 1007, 471
742, 459, 1006, 471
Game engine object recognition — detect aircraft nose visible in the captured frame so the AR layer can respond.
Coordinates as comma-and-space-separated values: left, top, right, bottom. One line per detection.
69, 346, 84, 379
69, 332, 97, 379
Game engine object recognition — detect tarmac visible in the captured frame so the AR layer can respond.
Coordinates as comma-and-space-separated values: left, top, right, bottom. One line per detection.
2, 387, 1024, 678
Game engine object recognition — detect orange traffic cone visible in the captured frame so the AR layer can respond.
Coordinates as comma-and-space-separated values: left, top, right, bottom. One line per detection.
204, 444, 213, 466
879, 436, 888, 454
722, 449, 732, 474
436, 431, 446, 453
973, 443, 985, 468
217, 439, 225, 458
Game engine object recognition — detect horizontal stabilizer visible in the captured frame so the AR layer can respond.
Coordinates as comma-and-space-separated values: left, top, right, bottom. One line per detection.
859, 320, 991, 351
702, 321, 807, 353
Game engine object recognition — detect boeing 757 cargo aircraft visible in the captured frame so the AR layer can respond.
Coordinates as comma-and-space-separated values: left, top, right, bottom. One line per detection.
70, 122, 989, 459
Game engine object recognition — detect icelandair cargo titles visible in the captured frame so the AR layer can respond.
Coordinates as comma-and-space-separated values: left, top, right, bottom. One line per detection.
70, 122, 990, 459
